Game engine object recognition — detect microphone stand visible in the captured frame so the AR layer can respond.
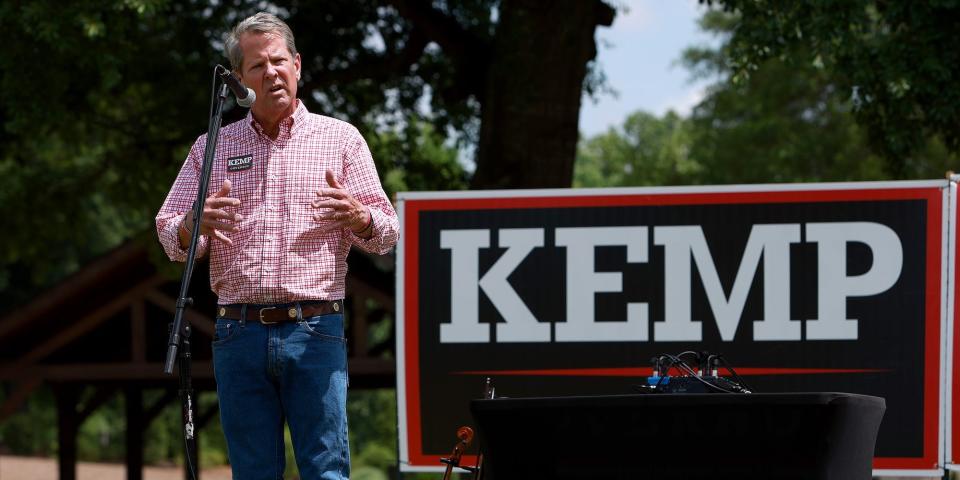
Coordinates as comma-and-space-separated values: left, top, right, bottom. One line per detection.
162, 78, 230, 480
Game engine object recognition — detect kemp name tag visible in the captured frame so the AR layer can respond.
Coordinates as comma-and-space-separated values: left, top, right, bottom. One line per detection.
227, 154, 253, 172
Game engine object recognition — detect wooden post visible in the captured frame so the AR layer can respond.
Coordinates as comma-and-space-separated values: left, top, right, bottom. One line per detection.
55, 384, 79, 480
125, 387, 144, 480
131, 301, 146, 363
353, 294, 369, 357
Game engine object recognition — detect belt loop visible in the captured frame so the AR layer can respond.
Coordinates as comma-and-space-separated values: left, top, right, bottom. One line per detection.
240, 304, 247, 326
295, 302, 303, 321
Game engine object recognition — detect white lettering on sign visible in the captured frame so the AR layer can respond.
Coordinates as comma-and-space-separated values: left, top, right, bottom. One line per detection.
439, 229, 550, 343
438, 222, 903, 343
654, 224, 801, 342
480, 229, 549, 342
554, 227, 649, 342
439, 229, 491, 343
805, 222, 903, 340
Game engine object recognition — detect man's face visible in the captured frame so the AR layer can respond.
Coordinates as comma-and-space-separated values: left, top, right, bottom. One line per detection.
237, 31, 301, 122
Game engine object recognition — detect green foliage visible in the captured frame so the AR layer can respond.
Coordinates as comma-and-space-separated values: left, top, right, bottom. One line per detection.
0, 385, 418, 478
0, 0, 610, 306
0, 0, 225, 308
141, 391, 184, 466
367, 121, 469, 198
0, 387, 228, 466
140, 391, 229, 467
0, 1, 472, 309
575, 111, 699, 187
0, 0, 597, 477
283, 426, 300, 479
76, 393, 126, 462
0, 385, 57, 456
703, 0, 960, 176
577, 8, 957, 188
348, 389, 400, 476
682, 11, 892, 184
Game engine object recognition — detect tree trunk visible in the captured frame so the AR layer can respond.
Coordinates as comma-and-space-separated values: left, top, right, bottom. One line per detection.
472, 0, 614, 189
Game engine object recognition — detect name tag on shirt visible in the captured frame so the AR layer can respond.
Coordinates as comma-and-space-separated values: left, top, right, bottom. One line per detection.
226, 154, 253, 172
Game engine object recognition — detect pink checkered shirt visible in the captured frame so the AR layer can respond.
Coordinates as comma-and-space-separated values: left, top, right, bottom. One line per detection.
156, 101, 398, 304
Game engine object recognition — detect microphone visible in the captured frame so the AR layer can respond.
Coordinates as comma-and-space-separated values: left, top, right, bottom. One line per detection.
215, 65, 256, 107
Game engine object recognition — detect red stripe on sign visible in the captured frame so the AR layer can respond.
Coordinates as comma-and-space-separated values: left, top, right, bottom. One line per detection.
920, 187, 943, 470
405, 187, 941, 211
453, 367, 891, 376
403, 203, 425, 466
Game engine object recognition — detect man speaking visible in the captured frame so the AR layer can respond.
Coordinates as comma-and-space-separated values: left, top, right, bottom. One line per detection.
156, 11, 398, 479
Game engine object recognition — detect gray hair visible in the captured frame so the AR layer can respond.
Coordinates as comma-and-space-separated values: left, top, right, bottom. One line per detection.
225, 12, 298, 72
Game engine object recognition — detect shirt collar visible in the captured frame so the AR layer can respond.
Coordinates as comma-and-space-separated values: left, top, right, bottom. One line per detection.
246, 100, 309, 139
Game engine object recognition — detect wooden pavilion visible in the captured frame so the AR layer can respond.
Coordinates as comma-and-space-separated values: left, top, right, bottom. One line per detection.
0, 239, 396, 479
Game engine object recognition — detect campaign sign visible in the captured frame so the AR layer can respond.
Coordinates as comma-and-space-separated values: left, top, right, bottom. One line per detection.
396, 182, 947, 474
949, 181, 960, 473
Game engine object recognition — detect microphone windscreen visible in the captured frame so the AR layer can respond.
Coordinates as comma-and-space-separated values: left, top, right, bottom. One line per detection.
237, 88, 256, 107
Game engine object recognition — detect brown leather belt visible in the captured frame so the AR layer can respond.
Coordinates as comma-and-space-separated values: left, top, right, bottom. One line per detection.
217, 300, 343, 324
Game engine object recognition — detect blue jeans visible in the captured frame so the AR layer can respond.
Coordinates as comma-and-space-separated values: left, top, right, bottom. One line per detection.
212, 306, 350, 480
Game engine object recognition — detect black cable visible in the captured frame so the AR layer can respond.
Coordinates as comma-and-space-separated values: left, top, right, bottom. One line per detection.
652, 354, 692, 390
706, 354, 718, 376
662, 353, 698, 377
690, 373, 737, 393
653, 355, 674, 390
209, 65, 218, 120
667, 354, 734, 393
648, 352, 749, 394
183, 431, 197, 480
675, 351, 700, 366
716, 355, 753, 393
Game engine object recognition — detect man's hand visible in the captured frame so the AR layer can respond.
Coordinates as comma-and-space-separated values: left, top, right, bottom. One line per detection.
312, 170, 371, 235
180, 180, 243, 247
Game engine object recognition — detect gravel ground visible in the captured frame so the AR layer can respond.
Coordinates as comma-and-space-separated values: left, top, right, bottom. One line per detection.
0, 455, 233, 480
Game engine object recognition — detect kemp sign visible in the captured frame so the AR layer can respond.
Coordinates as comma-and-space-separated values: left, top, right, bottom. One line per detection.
396, 182, 948, 474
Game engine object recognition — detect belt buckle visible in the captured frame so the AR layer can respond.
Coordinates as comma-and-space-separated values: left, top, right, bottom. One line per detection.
259, 306, 278, 325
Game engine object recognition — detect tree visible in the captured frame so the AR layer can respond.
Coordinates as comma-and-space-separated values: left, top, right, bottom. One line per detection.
0, 0, 615, 308
575, 111, 700, 187
0, 3, 617, 476
702, 0, 960, 176
467, 0, 615, 188
576, 9, 957, 189
0, 0, 223, 306
292, 0, 616, 188
681, 10, 892, 184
